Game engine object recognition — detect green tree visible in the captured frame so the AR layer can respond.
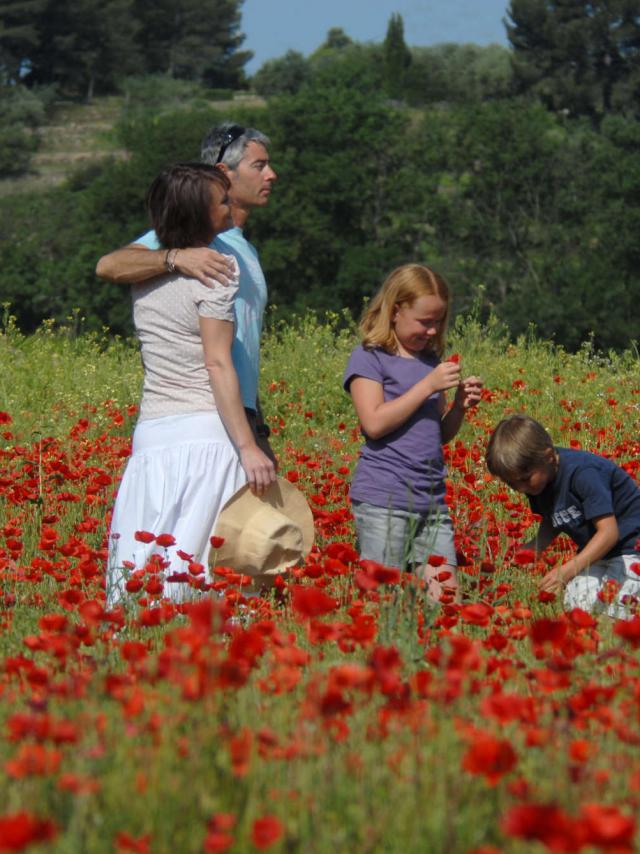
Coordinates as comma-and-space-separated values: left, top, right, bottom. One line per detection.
248, 65, 413, 315
383, 12, 412, 99
317, 27, 353, 51
410, 101, 580, 327
0, 83, 50, 175
405, 99, 640, 350
0, 0, 46, 83
406, 43, 512, 105
251, 50, 310, 96
20, 0, 142, 98
133, 0, 252, 86
506, 0, 640, 122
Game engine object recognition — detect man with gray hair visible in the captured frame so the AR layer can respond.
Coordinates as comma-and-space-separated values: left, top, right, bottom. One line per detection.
96, 121, 278, 463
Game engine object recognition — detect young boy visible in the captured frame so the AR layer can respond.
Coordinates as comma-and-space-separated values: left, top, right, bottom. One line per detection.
485, 414, 640, 618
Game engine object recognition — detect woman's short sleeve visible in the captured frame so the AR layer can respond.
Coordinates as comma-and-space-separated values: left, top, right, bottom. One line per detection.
343, 346, 383, 391
195, 255, 240, 321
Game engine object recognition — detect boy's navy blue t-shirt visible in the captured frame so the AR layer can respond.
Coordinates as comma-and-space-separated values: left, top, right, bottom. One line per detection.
529, 447, 640, 557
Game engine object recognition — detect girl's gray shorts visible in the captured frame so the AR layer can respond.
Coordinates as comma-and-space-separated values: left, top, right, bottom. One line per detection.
351, 500, 457, 570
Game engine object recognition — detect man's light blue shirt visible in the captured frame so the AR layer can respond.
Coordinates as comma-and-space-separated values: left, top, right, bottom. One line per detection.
135, 227, 267, 410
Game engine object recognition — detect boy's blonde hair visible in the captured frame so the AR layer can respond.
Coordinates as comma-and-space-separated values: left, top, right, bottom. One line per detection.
486, 415, 555, 482
359, 264, 450, 357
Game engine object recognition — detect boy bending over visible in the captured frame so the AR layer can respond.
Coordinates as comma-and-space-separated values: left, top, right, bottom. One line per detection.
486, 415, 640, 618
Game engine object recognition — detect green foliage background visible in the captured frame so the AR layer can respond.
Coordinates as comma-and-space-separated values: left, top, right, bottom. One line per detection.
1, 4, 640, 352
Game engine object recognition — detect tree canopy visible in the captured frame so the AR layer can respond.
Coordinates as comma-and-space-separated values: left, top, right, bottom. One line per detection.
1, 9, 640, 352
506, 0, 640, 122
0, 0, 251, 96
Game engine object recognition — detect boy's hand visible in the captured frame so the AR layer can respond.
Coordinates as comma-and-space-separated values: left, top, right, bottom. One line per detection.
454, 376, 483, 410
538, 564, 573, 594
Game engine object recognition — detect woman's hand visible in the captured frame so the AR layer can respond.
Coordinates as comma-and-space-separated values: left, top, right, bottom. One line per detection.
239, 444, 277, 496
200, 315, 276, 496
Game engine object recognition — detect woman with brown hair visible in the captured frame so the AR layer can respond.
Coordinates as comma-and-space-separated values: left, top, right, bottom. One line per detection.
107, 163, 276, 604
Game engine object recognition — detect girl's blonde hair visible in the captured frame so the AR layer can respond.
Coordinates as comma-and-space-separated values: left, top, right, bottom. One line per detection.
359, 264, 450, 356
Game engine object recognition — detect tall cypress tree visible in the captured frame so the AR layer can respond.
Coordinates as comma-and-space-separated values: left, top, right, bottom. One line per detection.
383, 13, 412, 100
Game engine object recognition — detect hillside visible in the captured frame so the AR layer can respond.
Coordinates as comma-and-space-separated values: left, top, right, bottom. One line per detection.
0, 98, 124, 198
0, 92, 266, 198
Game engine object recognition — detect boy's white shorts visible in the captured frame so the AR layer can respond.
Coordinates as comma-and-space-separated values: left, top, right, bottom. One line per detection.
564, 553, 640, 620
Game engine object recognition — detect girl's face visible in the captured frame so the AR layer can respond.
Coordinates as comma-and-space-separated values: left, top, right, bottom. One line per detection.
209, 181, 233, 236
392, 293, 447, 356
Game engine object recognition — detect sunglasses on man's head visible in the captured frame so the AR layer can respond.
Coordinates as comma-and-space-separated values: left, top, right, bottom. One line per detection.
215, 125, 245, 165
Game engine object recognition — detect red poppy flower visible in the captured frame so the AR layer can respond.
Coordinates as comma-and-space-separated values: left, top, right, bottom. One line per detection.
291, 585, 338, 618
567, 608, 597, 628
462, 732, 517, 784
114, 831, 151, 853
155, 533, 175, 548
569, 739, 591, 763
120, 641, 147, 663
207, 814, 235, 834
460, 602, 494, 626
187, 562, 204, 576
579, 803, 635, 847
358, 560, 401, 585
514, 549, 536, 565
0, 812, 58, 851
447, 353, 460, 363
5, 744, 62, 778
204, 829, 234, 853
530, 618, 568, 647
251, 816, 284, 849
502, 803, 580, 850
210, 536, 225, 548
614, 615, 640, 647
134, 531, 155, 544
229, 729, 251, 777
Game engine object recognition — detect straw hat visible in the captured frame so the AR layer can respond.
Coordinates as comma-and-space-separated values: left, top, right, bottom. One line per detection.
211, 477, 314, 578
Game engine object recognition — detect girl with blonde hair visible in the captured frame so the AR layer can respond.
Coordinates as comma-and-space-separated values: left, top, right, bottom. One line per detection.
343, 264, 483, 602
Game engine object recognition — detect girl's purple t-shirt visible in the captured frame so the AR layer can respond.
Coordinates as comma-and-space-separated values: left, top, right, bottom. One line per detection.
343, 345, 447, 512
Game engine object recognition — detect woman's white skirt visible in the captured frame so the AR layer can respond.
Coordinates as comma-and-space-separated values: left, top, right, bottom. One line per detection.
107, 410, 246, 605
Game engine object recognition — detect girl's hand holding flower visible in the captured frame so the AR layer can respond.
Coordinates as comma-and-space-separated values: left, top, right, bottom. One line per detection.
430, 360, 461, 392
454, 376, 483, 410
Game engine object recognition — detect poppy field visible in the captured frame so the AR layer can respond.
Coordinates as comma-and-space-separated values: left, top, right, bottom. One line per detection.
0, 312, 639, 853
